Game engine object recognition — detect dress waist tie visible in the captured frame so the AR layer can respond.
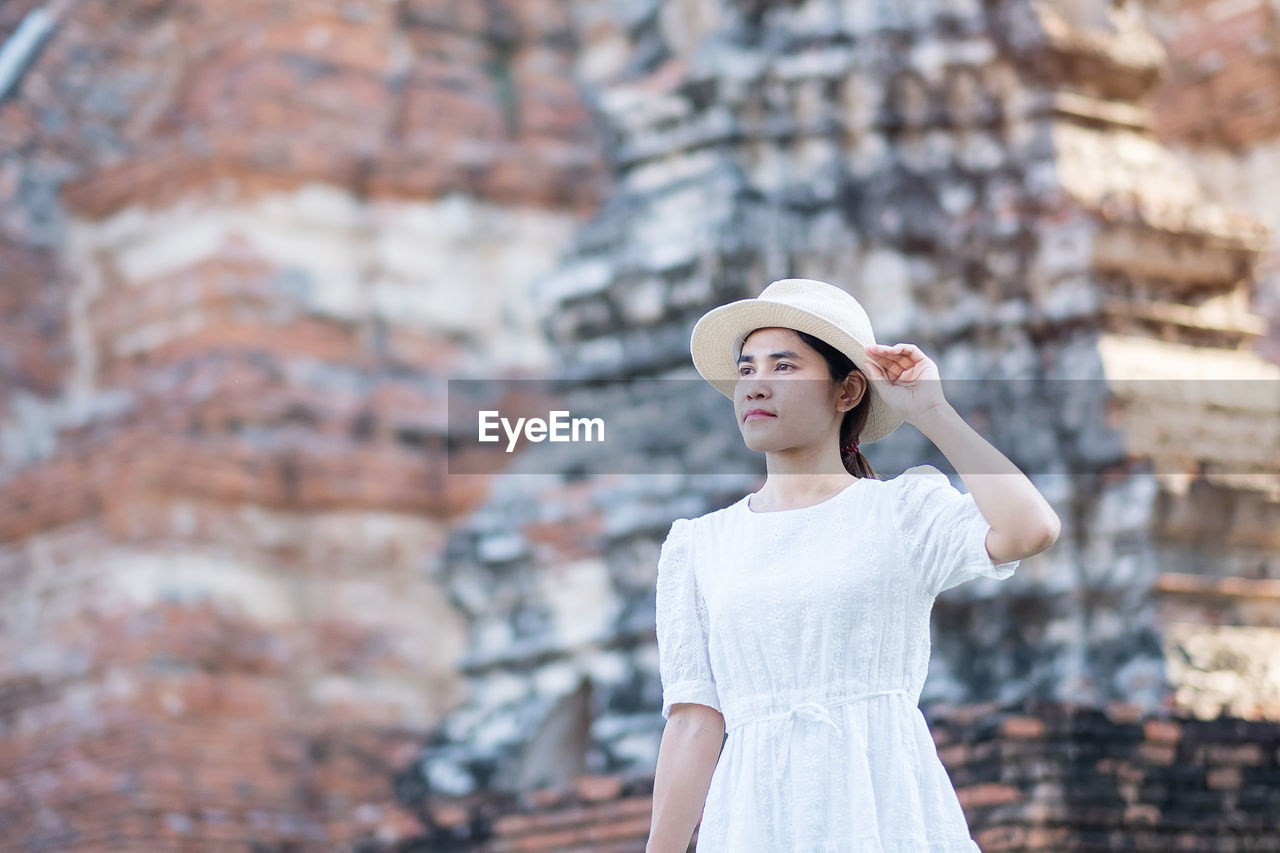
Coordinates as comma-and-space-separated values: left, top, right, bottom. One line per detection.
753, 688, 911, 766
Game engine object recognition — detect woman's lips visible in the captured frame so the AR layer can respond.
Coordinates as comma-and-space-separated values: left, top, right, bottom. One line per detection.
744, 411, 776, 421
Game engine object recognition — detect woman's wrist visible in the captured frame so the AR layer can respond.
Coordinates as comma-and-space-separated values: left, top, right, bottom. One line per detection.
906, 401, 959, 434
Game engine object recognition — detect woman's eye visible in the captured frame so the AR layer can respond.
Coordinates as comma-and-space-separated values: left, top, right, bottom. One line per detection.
739, 364, 794, 375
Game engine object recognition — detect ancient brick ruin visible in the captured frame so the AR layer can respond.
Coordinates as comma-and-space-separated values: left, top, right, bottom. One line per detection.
2, 0, 1279, 851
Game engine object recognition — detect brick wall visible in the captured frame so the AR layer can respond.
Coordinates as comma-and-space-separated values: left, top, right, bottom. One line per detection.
412, 699, 1280, 852
0, 0, 607, 849
1145, 0, 1280, 149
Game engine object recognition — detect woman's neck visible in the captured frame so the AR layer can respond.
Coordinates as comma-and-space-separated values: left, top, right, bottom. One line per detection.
749, 474, 857, 513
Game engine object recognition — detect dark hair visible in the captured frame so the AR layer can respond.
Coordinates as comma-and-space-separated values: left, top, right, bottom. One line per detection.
743, 327, 879, 480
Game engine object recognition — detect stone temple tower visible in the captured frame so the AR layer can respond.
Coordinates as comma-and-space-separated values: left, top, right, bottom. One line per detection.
404, 1, 1280, 841
3, 0, 1279, 849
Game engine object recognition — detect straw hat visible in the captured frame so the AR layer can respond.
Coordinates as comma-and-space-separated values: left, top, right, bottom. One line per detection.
689, 277, 905, 443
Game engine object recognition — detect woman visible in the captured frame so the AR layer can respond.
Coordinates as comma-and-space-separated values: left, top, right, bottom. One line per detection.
647, 278, 1060, 852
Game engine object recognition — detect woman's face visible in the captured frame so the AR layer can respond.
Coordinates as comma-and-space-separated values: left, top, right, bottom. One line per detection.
734, 327, 859, 455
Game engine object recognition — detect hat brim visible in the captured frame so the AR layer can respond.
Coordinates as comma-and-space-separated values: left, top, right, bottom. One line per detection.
689, 299, 905, 444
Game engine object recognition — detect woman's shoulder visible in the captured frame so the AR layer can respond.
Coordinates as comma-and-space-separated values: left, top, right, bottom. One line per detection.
685, 500, 742, 528
666, 495, 751, 535
892, 464, 951, 488
662, 506, 721, 534
899, 463, 947, 477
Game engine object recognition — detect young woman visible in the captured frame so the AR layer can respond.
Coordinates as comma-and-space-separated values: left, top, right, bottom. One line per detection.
647, 278, 1060, 852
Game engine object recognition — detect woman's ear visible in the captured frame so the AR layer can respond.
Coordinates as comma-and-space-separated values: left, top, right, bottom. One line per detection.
838, 370, 866, 410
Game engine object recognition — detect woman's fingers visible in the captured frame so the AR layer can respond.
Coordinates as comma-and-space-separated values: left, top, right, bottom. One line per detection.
880, 343, 918, 369
865, 343, 919, 377
865, 355, 903, 384
863, 345, 894, 370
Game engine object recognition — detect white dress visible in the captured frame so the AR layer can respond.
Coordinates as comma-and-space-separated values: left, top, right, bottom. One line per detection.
654, 464, 1021, 853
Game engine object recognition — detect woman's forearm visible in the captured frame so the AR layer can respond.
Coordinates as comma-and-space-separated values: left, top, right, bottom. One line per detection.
647, 709, 725, 853
912, 402, 1061, 558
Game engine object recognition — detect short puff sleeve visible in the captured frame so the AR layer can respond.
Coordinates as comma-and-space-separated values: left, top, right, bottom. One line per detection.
654, 517, 722, 720
894, 464, 1020, 597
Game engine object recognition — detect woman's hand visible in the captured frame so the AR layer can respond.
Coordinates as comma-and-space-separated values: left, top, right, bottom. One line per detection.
860, 342, 951, 426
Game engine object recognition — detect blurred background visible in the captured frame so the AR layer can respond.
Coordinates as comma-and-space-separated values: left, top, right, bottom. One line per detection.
2, 0, 1279, 850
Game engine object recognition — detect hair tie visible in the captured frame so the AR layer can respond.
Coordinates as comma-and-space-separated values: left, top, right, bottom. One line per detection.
841, 438, 860, 456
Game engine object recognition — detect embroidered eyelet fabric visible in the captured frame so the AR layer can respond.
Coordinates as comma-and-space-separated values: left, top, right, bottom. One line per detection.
654, 464, 1021, 853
